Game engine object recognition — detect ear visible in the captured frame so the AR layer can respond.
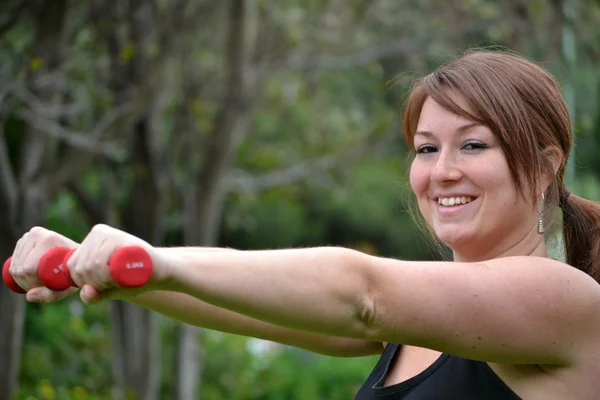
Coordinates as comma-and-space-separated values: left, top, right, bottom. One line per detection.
540, 146, 563, 193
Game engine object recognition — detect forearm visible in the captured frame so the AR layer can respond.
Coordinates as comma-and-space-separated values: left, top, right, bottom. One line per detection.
160, 246, 373, 339
128, 289, 381, 357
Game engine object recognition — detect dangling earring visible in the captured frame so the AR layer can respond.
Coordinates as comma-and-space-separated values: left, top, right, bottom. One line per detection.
537, 192, 545, 234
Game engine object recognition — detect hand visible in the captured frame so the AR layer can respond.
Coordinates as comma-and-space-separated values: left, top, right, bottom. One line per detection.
8, 226, 79, 303
66, 224, 166, 304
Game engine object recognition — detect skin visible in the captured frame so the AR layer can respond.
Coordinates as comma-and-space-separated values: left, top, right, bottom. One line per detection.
10, 95, 600, 399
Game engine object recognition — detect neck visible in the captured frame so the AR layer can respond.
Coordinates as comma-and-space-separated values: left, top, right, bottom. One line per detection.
451, 226, 548, 262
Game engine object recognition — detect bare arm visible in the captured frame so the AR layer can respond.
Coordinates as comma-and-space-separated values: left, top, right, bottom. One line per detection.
151, 247, 600, 366
23, 243, 380, 357
128, 290, 382, 357
156, 247, 379, 356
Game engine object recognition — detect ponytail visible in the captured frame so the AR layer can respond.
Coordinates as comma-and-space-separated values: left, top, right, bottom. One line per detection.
560, 189, 600, 280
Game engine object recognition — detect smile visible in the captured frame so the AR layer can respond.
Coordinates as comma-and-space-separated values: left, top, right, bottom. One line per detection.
437, 196, 474, 207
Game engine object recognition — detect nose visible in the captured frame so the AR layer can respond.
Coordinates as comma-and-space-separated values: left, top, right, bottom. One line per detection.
430, 150, 462, 183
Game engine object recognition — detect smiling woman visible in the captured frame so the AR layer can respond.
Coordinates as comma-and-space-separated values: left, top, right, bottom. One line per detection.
9, 49, 600, 400
409, 98, 523, 258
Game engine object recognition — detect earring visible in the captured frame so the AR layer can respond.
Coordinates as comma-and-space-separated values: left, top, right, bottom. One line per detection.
537, 193, 545, 234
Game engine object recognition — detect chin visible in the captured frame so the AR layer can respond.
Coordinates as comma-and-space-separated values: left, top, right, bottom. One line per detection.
433, 227, 475, 250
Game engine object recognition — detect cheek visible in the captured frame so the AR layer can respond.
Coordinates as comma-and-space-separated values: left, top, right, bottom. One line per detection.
409, 159, 429, 195
471, 156, 518, 207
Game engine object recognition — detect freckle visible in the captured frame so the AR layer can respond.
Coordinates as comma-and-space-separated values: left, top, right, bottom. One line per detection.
455, 334, 459, 337
501, 343, 506, 347
477, 336, 481, 340
553, 342, 556, 345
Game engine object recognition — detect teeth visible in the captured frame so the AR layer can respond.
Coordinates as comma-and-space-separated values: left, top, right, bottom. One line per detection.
438, 196, 473, 206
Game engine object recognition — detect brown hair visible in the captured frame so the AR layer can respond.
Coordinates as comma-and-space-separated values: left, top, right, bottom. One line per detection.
401, 49, 600, 279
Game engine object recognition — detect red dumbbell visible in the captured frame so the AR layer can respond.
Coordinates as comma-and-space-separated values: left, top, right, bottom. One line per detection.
2, 249, 73, 293
3, 246, 153, 293
37, 247, 75, 291
39, 245, 154, 291
2, 257, 27, 294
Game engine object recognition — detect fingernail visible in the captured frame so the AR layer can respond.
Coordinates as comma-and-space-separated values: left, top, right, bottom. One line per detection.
28, 292, 40, 302
81, 287, 93, 303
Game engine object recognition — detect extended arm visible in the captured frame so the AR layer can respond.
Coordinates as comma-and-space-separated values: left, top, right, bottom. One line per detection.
133, 246, 381, 357
154, 246, 600, 366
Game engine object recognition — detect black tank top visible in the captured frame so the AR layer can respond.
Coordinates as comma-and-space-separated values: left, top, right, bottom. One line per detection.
354, 344, 522, 399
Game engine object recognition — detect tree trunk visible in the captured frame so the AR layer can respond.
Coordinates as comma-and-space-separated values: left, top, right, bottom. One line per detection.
110, 116, 164, 400
175, 1, 257, 398
0, 1, 69, 397
0, 226, 24, 400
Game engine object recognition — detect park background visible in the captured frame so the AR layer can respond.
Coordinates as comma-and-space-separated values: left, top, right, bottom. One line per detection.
1, 0, 600, 399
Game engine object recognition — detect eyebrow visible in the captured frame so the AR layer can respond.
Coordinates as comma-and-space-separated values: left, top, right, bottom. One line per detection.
415, 122, 482, 137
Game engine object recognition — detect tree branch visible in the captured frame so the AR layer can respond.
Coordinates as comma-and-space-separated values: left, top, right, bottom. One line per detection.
259, 19, 501, 76
8, 82, 86, 118
226, 122, 398, 193
189, 0, 256, 245
226, 154, 339, 192
66, 179, 106, 226
259, 38, 425, 75
17, 107, 127, 160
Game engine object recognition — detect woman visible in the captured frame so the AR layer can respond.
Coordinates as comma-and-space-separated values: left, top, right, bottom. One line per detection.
9, 50, 600, 399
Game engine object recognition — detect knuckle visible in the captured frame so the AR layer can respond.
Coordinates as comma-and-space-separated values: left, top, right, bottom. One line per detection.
12, 268, 26, 279
40, 234, 60, 248
92, 224, 108, 232
72, 262, 83, 275
87, 260, 97, 272
22, 262, 38, 276
28, 226, 47, 236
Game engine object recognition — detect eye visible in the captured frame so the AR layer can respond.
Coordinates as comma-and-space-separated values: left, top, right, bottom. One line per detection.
462, 141, 487, 151
416, 145, 438, 154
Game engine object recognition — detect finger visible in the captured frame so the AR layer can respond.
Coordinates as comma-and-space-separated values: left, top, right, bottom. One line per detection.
77, 236, 107, 289
93, 239, 116, 290
22, 251, 44, 289
11, 233, 38, 290
80, 284, 106, 305
26, 286, 79, 303
80, 284, 134, 305
76, 232, 106, 287
66, 245, 84, 287
12, 232, 31, 266
65, 245, 80, 270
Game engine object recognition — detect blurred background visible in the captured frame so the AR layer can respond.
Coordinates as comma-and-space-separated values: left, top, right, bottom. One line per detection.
1, 0, 600, 399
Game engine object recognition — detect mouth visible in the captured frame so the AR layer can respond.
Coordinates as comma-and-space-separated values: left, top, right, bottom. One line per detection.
435, 196, 476, 207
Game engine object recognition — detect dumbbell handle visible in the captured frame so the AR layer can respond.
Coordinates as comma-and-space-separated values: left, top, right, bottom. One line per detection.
3, 245, 153, 293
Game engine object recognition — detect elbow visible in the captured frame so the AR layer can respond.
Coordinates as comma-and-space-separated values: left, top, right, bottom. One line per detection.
343, 248, 381, 339
356, 289, 380, 340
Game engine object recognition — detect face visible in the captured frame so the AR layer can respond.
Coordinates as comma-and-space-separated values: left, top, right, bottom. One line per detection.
409, 96, 539, 260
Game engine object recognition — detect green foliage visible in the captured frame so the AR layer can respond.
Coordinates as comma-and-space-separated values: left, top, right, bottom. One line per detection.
198, 331, 379, 400
18, 301, 114, 399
